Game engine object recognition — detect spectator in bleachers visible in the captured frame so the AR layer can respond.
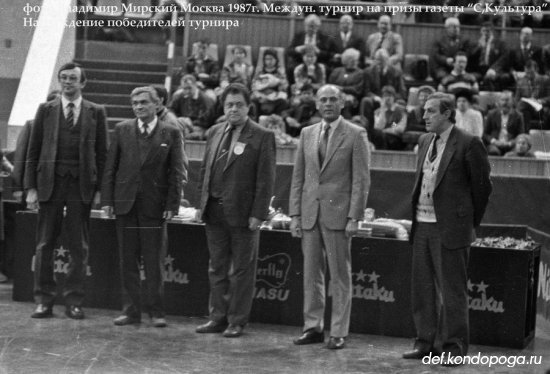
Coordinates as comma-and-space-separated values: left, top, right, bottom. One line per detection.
292, 45, 327, 97
484, 90, 525, 156
217, 45, 254, 94
251, 48, 289, 117
282, 83, 320, 137
152, 85, 179, 129
469, 22, 508, 91
454, 90, 484, 138
361, 48, 406, 130
365, 15, 404, 69
328, 48, 364, 119
514, 59, 550, 131
371, 85, 407, 150
438, 52, 479, 95
404, 85, 436, 149
331, 15, 366, 69
169, 75, 214, 140
184, 39, 220, 101
504, 134, 536, 157
286, 14, 334, 79
431, 17, 472, 82
486, 27, 545, 90
259, 114, 298, 146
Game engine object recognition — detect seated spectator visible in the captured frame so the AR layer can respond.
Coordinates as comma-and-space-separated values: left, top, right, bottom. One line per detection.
365, 15, 404, 69
504, 134, 536, 158
217, 45, 254, 95
169, 74, 214, 140
259, 114, 298, 146
152, 85, 179, 128
361, 48, 406, 129
183, 39, 220, 100
292, 45, 327, 97
251, 48, 289, 117
515, 59, 550, 131
431, 17, 472, 82
286, 14, 334, 80
282, 83, 320, 137
454, 90, 484, 138
371, 85, 407, 150
484, 90, 525, 156
438, 52, 479, 94
404, 85, 436, 149
331, 15, 366, 69
486, 27, 545, 91
469, 22, 507, 90
328, 48, 364, 119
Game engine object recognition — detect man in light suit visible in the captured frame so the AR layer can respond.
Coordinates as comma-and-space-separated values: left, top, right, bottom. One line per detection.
195, 83, 276, 338
101, 86, 187, 327
289, 84, 370, 350
403, 92, 492, 366
25, 62, 108, 320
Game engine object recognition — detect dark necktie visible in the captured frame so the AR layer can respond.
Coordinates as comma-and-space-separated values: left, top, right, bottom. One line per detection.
318, 123, 330, 165
142, 122, 149, 137
429, 134, 439, 163
215, 125, 234, 166
66, 102, 75, 127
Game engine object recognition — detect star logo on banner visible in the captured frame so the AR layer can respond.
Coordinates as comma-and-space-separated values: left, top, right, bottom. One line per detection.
56, 246, 68, 257
477, 281, 489, 293
467, 279, 475, 292
164, 255, 175, 267
368, 271, 380, 283
355, 269, 367, 282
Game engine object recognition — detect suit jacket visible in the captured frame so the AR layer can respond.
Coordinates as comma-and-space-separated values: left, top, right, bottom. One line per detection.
12, 120, 33, 191
364, 64, 406, 99
286, 31, 335, 66
366, 31, 404, 65
468, 37, 507, 75
198, 119, 276, 227
431, 35, 472, 74
332, 32, 366, 66
24, 97, 108, 203
101, 118, 188, 218
492, 44, 544, 74
483, 109, 525, 145
289, 118, 370, 231
411, 127, 492, 249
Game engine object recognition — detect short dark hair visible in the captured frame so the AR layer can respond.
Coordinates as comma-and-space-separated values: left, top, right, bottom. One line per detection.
381, 85, 397, 97
427, 92, 456, 124
454, 88, 473, 103
232, 45, 247, 56
152, 85, 169, 105
455, 51, 468, 60
58, 62, 86, 83
221, 83, 250, 105
263, 48, 278, 64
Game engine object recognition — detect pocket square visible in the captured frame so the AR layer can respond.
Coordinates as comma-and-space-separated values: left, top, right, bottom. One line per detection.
161, 143, 168, 147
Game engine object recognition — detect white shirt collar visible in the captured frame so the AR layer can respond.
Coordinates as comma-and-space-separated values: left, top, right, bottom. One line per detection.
61, 95, 82, 110
138, 116, 158, 134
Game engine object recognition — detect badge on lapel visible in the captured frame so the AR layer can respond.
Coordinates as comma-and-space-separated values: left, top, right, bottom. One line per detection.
234, 142, 246, 155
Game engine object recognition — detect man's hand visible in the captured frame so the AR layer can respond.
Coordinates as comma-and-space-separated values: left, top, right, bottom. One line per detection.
248, 217, 263, 231
102, 205, 114, 218
13, 191, 23, 203
26, 188, 38, 210
290, 216, 302, 238
163, 211, 174, 220
345, 219, 359, 238
194, 209, 202, 222
93, 191, 101, 206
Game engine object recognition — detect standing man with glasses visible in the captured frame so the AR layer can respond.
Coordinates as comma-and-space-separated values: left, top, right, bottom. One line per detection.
289, 84, 370, 350
195, 83, 276, 338
25, 62, 108, 319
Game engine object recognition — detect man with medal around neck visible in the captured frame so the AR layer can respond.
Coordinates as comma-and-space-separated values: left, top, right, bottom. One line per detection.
195, 83, 276, 338
403, 92, 491, 366
289, 84, 371, 350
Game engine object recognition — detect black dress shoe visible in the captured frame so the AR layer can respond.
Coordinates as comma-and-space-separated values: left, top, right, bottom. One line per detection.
65, 305, 85, 320
327, 337, 346, 350
402, 348, 432, 359
113, 315, 141, 326
196, 320, 228, 333
223, 324, 243, 338
31, 304, 53, 318
293, 329, 325, 345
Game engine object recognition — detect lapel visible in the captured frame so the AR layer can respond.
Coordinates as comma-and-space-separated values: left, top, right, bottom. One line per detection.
79, 100, 92, 145
47, 98, 62, 149
126, 120, 141, 166
205, 124, 225, 177
321, 118, 346, 173
309, 123, 322, 172
141, 120, 165, 166
435, 127, 457, 190
495, 111, 502, 133
225, 119, 253, 171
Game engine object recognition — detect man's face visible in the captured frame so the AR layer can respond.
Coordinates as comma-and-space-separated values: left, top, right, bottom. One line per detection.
181, 81, 195, 98
223, 93, 249, 126
316, 86, 344, 123
525, 65, 536, 80
303, 52, 317, 65
131, 92, 157, 123
423, 98, 449, 134
58, 67, 85, 98
418, 91, 429, 107
197, 43, 207, 59
378, 16, 390, 34
446, 22, 460, 38
520, 28, 532, 44
515, 137, 530, 155
305, 20, 319, 35
499, 95, 512, 112
454, 55, 468, 73
233, 49, 246, 63
480, 26, 491, 40
382, 92, 395, 107
339, 16, 352, 33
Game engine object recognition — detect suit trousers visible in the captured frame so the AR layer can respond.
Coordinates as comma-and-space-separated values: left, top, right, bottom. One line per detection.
302, 219, 352, 338
115, 195, 167, 318
411, 222, 469, 355
34, 174, 91, 306
204, 198, 259, 326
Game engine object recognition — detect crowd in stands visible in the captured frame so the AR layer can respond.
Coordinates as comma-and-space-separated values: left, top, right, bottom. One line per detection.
163, 13, 550, 155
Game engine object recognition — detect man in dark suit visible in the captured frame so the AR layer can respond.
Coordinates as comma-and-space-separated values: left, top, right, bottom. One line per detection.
289, 85, 370, 350
195, 83, 276, 338
25, 62, 108, 320
101, 86, 187, 327
483, 91, 525, 156
431, 17, 472, 82
331, 15, 366, 69
403, 92, 492, 366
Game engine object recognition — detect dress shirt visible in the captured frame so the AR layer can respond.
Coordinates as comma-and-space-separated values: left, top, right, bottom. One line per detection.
61, 95, 82, 125
137, 116, 158, 135
319, 115, 341, 147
